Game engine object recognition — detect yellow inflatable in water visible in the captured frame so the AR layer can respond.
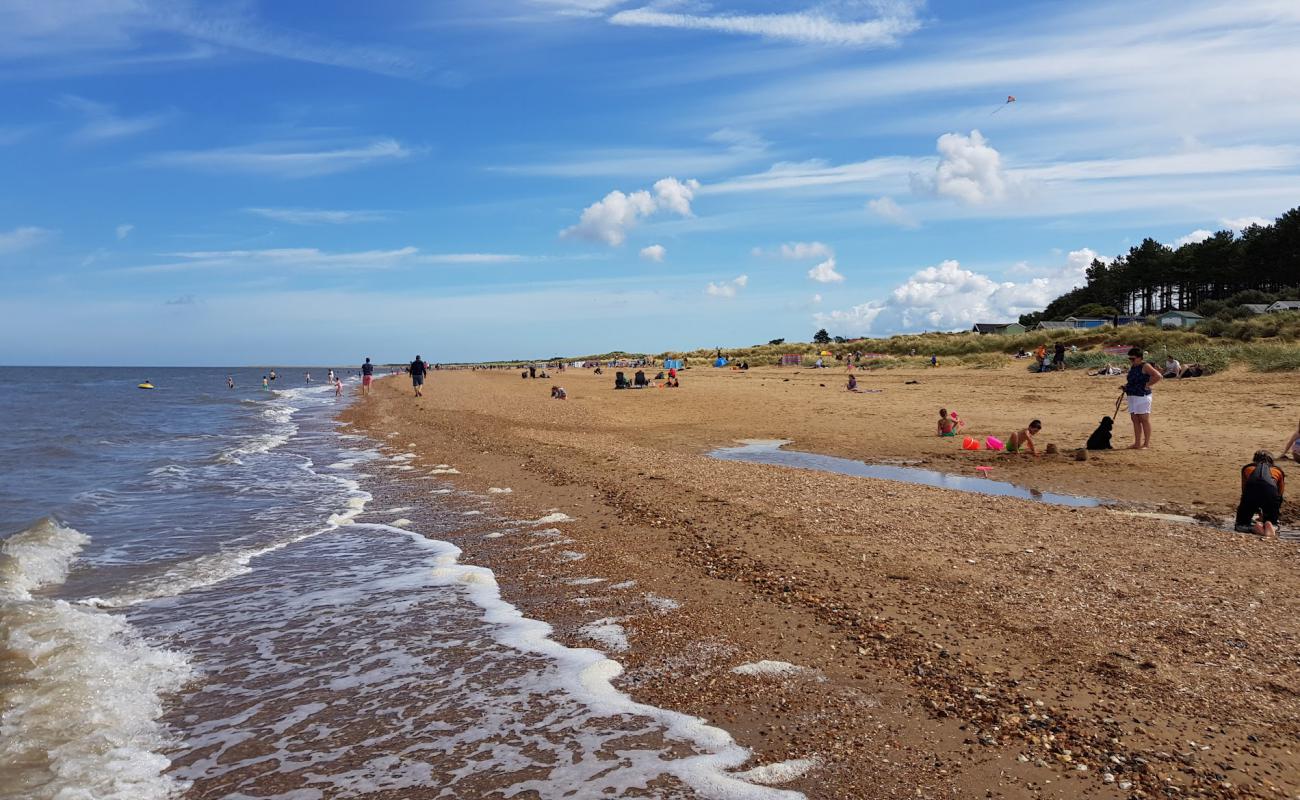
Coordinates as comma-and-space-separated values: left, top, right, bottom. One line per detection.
138, 382, 155, 390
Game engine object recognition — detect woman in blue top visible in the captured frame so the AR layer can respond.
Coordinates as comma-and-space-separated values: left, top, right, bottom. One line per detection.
1119, 347, 1162, 449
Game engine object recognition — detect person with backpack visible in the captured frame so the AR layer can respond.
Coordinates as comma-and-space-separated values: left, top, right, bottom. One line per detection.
1236, 450, 1284, 537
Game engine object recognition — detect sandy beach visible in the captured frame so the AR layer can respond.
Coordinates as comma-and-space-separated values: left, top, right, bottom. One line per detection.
341, 363, 1299, 799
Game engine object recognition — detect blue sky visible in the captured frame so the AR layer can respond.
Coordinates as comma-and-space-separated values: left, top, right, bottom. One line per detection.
1, 0, 1297, 365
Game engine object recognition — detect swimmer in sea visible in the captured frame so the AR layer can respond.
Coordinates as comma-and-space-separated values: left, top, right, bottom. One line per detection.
227, 376, 235, 389
262, 375, 269, 390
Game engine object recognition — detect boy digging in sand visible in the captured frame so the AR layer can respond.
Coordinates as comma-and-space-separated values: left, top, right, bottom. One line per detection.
1007, 420, 1042, 455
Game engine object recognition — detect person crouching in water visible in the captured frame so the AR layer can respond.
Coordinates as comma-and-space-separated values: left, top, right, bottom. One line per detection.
1236, 451, 1284, 537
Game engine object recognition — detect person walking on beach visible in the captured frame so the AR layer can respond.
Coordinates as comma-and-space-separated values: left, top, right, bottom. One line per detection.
1120, 347, 1162, 449
410, 355, 428, 397
361, 357, 374, 396
1236, 450, 1284, 537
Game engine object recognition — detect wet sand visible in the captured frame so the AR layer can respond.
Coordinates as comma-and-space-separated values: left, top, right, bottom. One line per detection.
340, 364, 1300, 799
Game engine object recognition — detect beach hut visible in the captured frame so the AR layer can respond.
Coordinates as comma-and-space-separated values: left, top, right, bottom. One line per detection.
1242, 304, 1271, 315
1035, 320, 1073, 331
1266, 300, 1300, 313
779, 354, 802, 366
972, 322, 1026, 335
1064, 316, 1109, 329
1157, 310, 1205, 328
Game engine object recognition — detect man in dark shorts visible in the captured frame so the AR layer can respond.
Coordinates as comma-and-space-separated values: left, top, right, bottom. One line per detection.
1053, 342, 1066, 370
409, 355, 427, 397
361, 357, 374, 396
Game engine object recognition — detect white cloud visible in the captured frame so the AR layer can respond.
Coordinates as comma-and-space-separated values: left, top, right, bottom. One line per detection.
912, 130, 1010, 205
561, 177, 699, 246
812, 293, 823, 303
0, 2, 427, 79
122, 247, 536, 273
115, 223, 134, 240
496, 129, 767, 178
608, 2, 923, 47
816, 249, 1100, 335
639, 244, 666, 262
866, 196, 919, 228
808, 256, 845, 283
1222, 216, 1271, 230
0, 226, 52, 254
705, 274, 748, 298
245, 208, 389, 225
1175, 229, 1213, 246
147, 139, 412, 178
780, 241, 833, 259
57, 94, 170, 143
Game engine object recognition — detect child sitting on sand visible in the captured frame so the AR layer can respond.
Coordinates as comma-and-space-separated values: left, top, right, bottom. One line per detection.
550, 385, 567, 399
1280, 420, 1300, 461
847, 375, 859, 392
1007, 420, 1042, 455
1236, 450, 1284, 537
937, 408, 959, 436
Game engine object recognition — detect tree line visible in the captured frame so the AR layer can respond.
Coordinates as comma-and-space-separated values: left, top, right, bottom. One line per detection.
1020, 206, 1300, 326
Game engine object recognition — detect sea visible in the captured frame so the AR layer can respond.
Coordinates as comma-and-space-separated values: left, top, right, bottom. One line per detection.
0, 367, 801, 800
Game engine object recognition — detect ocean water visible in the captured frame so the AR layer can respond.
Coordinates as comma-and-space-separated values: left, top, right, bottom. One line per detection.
0, 367, 800, 800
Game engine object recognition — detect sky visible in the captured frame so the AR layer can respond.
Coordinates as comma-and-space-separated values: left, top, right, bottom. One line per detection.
1, 0, 1297, 365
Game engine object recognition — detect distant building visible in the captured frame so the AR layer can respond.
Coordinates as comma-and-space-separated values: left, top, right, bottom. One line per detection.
1064, 316, 1110, 329
972, 322, 1026, 335
1114, 315, 1146, 326
1266, 300, 1300, 313
1158, 310, 1205, 328
1035, 320, 1074, 331
1242, 304, 1271, 315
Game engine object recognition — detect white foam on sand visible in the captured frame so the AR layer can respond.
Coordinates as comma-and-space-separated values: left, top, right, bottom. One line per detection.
345, 522, 802, 798
731, 661, 811, 678
483, 532, 506, 539
429, 468, 460, 475
533, 512, 574, 524
389, 518, 414, 528
462, 510, 484, 516
488, 487, 513, 494
1, 519, 193, 800
645, 593, 681, 612
610, 580, 637, 590
430, 488, 453, 494
566, 577, 606, 585
558, 551, 586, 561
579, 617, 630, 652
730, 757, 822, 785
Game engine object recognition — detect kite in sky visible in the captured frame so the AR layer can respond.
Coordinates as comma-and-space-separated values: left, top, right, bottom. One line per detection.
990, 95, 1016, 115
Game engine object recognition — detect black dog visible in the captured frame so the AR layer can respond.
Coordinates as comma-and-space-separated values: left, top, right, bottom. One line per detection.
1086, 416, 1114, 450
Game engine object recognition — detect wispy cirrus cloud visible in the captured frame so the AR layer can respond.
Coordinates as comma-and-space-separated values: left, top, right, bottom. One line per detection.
608, 1, 924, 47
56, 94, 172, 144
120, 246, 544, 274
0, 1, 429, 79
0, 226, 53, 255
496, 129, 767, 179
244, 207, 390, 225
146, 138, 414, 178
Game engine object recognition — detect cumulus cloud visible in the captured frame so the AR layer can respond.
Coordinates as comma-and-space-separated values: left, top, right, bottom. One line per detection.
780, 241, 833, 259
1175, 229, 1213, 246
911, 130, 1011, 205
608, 2, 924, 47
639, 243, 666, 262
866, 196, 919, 228
808, 257, 845, 283
115, 223, 134, 240
815, 249, 1101, 335
0, 226, 52, 254
561, 177, 699, 246
705, 274, 748, 298
1222, 216, 1271, 230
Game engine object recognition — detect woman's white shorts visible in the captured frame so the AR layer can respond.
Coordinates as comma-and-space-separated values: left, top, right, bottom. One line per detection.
1127, 394, 1152, 415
